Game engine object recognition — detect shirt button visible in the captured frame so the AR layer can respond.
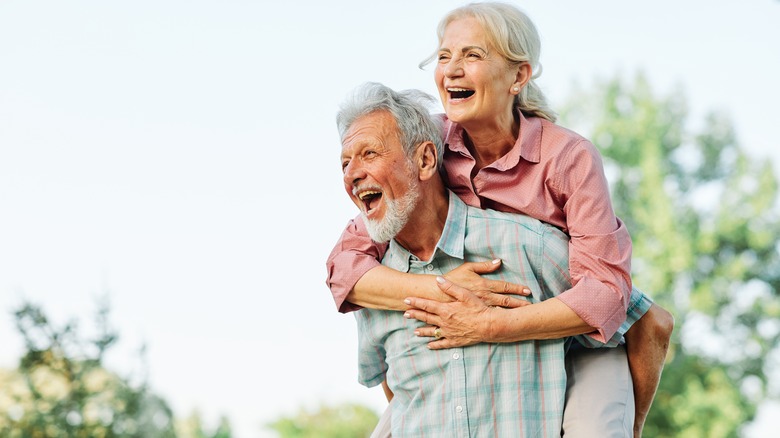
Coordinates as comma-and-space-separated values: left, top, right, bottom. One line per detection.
426, 264, 434, 271
456, 405, 463, 413
452, 353, 460, 360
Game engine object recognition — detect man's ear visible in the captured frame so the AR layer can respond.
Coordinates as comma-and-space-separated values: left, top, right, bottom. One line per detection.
416, 141, 439, 181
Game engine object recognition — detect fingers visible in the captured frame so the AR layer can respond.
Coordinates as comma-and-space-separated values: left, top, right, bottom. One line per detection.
427, 337, 475, 349
465, 258, 503, 275
484, 278, 531, 296
426, 339, 456, 350
481, 293, 532, 309
403, 296, 445, 316
460, 260, 532, 296
412, 326, 474, 349
413, 326, 458, 349
413, 325, 438, 338
403, 308, 441, 327
435, 276, 478, 302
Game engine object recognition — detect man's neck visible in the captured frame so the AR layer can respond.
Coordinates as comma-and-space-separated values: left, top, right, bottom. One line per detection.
393, 187, 449, 262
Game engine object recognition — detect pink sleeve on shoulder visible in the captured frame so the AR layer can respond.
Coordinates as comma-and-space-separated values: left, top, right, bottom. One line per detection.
325, 215, 388, 313
553, 140, 633, 342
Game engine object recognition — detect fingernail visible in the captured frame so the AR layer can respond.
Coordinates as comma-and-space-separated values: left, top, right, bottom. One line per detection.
436, 276, 446, 284
523, 288, 531, 294
492, 259, 501, 264
414, 330, 420, 336
404, 299, 411, 305
404, 312, 411, 318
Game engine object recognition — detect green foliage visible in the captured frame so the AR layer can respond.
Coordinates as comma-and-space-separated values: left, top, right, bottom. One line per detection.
561, 73, 780, 437
0, 300, 176, 438
0, 300, 234, 438
267, 403, 379, 438
176, 411, 233, 438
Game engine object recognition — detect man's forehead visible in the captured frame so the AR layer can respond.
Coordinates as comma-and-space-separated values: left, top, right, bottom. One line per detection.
351, 111, 396, 134
342, 111, 400, 150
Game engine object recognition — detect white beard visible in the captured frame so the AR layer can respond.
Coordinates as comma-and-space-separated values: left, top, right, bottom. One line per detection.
364, 179, 420, 244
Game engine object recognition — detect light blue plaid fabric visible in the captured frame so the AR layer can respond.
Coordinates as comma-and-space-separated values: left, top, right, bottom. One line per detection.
355, 192, 651, 436
357, 192, 569, 437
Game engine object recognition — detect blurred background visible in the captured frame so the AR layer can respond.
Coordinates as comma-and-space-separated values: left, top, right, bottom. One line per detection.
1, 0, 779, 436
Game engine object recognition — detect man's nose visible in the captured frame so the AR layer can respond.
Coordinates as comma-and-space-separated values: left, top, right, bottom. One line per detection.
343, 160, 365, 186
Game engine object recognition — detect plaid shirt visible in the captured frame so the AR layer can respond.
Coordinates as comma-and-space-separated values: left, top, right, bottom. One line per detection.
356, 192, 571, 437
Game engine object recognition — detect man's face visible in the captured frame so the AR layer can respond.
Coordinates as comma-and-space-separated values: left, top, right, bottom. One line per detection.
341, 111, 420, 243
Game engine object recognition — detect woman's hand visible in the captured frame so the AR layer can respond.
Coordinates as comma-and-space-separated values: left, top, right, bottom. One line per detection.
444, 259, 531, 308
404, 276, 510, 349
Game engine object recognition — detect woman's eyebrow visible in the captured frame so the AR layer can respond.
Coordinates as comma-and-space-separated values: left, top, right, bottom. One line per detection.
461, 45, 487, 53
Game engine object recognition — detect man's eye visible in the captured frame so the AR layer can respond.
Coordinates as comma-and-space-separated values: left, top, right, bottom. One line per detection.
341, 160, 350, 171
438, 53, 450, 61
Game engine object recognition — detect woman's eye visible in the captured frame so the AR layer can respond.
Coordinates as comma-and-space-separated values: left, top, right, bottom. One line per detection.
437, 53, 450, 61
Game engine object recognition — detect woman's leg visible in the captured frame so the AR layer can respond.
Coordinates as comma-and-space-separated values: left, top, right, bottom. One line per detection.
562, 345, 634, 437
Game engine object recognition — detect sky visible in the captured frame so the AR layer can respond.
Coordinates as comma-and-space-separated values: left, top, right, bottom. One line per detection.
1, 0, 779, 437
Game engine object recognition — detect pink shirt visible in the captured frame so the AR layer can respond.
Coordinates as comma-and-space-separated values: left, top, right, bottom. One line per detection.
326, 110, 633, 342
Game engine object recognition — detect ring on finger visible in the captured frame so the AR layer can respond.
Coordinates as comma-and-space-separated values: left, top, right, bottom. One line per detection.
433, 327, 443, 339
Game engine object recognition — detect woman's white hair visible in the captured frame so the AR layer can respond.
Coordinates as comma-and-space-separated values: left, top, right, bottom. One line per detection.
421, 1, 557, 122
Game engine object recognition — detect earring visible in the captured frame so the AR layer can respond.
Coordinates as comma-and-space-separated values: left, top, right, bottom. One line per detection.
513, 87, 519, 92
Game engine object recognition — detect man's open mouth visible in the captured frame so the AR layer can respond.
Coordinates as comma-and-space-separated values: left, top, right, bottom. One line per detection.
448, 87, 475, 99
358, 190, 383, 214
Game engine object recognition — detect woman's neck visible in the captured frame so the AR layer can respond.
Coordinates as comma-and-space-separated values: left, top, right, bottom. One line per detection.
462, 112, 520, 172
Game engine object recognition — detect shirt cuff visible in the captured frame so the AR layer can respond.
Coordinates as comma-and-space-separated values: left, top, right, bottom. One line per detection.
556, 276, 628, 343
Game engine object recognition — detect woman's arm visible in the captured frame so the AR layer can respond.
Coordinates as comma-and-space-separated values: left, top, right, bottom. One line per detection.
325, 216, 388, 313
350, 261, 531, 311
552, 140, 633, 342
327, 216, 531, 312
404, 276, 592, 348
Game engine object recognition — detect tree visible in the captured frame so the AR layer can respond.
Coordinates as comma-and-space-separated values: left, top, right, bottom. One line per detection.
267, 403, 379, 438
0, 300, 176, 437
560, 74, 780, 437
176, 410, 233, 438
0, 299, 233, 438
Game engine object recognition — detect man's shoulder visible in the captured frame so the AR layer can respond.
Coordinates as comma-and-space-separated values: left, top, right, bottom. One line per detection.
464, 204, 554, 234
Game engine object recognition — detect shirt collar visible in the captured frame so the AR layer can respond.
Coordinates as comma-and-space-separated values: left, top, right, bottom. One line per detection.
385, 191, 467, 272
443, 109, 542, 168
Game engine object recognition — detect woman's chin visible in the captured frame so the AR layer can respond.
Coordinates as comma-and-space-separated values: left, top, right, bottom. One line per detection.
444, 109, 470, 124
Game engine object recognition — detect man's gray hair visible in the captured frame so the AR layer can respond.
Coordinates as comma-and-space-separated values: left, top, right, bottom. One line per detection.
336, 82, 444, 169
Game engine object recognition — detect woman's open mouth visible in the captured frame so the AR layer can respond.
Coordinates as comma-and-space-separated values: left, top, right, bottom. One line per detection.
448, 87, 475, 100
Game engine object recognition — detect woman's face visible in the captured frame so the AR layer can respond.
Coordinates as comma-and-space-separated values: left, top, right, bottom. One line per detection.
434, 17, 519, 129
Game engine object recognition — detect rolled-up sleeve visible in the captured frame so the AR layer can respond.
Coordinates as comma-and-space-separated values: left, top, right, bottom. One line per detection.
325, 215, 388, 313
553, 140, 633, 342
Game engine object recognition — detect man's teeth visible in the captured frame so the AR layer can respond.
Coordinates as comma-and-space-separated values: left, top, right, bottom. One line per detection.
448, 88, 469, 92
358, 190, 381, 200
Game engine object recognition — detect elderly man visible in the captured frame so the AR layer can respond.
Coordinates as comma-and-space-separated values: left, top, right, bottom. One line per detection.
337, 82, 656, 437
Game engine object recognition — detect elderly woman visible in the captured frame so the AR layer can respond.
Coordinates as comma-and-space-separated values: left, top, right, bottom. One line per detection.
327, 2, 673, 437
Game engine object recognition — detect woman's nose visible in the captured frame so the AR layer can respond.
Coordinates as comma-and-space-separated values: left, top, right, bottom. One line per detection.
444, 58, 463, 78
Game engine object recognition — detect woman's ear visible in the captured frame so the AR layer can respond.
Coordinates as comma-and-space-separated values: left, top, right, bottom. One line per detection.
416, 141, 439, 180
512, 62, 532, 94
